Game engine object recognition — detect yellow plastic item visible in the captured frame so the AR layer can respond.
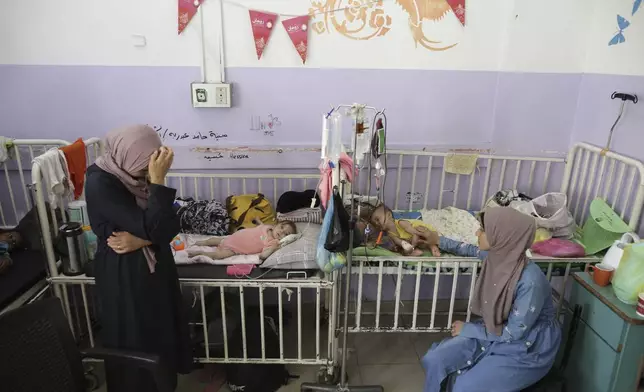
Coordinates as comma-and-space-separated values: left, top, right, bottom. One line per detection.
533, 228, 552, 244
612, 241, 644, 304
226, 193, 277, 233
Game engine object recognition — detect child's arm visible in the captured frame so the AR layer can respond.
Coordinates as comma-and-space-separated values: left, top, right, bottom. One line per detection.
386, 231, 404, 247
397, 220, 423, 243
385, 232, 415, 255
259, 244, 280, 260
397, 220, 440, 251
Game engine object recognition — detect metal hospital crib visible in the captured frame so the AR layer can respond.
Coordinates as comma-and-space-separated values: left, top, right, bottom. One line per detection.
7, 137, 644, 381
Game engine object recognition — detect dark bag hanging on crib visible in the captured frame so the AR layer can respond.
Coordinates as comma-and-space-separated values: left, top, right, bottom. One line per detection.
324, 192, 350, 252
225, 306, 297, 392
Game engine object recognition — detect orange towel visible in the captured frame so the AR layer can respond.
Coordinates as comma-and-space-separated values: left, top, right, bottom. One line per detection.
60, 138, 86, 200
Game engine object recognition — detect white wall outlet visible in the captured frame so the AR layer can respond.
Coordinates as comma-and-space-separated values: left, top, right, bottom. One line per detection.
191, 83, 231, 108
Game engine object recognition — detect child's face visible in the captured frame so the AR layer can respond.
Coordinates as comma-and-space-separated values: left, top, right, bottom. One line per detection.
273, 222, 295, 240
370, 208, 391, 230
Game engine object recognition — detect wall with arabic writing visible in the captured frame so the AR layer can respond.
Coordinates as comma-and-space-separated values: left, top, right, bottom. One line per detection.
0, 0, 642, 159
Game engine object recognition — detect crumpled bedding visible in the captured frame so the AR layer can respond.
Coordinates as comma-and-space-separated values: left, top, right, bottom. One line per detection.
420, 207, 480, 245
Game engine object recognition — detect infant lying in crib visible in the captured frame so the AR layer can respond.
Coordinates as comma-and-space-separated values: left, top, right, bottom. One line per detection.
369, 204, 441, 257
187, 219, 297, 261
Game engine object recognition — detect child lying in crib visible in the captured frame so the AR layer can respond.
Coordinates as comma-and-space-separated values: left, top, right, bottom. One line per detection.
187, 219, 297, 261
369, 204, 441, 257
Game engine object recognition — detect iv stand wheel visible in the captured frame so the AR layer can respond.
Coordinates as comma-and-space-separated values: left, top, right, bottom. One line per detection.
316, 365, 346, 385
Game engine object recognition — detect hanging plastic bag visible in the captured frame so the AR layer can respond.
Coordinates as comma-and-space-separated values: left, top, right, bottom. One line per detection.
612, 242, 644, 305
512, 192, 575, 238
324, 192, 350, 252
316, 196, 334, 271
316, 196, 347, 272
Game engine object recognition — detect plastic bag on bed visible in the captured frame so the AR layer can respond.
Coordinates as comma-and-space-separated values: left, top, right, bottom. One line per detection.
324, 192, 350, 252
531, 238, 585, 258
512, 192, 575, 238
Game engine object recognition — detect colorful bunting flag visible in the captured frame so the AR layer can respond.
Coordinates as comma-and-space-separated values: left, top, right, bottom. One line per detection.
446, 0, 466, 26
282, 15, 310, 64
249, 10, 278, 59
178, 0, 203, 35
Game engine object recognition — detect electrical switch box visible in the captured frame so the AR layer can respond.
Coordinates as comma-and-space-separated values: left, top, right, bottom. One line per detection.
191, 83, 231, 108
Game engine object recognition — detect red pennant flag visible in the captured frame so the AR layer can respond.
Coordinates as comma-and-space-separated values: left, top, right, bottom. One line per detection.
446, 0, 466, 26
178, 0, 202, 35
249, 10, 278, 60
282, 15, 310, 64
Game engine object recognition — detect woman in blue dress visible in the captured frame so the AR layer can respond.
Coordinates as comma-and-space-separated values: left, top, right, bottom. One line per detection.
421, 207, 561, 392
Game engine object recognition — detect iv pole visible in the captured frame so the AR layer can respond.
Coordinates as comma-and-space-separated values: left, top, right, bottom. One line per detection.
301, 104, 384, 392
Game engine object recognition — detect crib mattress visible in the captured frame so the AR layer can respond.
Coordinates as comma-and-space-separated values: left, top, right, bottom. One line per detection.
176, 264, 319, 280
0, 249, 47, 309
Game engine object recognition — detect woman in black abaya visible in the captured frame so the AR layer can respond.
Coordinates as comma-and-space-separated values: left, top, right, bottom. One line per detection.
85, 125, 192, 391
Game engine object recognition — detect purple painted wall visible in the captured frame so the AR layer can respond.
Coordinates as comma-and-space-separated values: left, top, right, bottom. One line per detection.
0, 65, 579, 155
570, 74, 644, 160
2, 66, 642, 304
1, 66, 641, 220
570, 73, 644, 235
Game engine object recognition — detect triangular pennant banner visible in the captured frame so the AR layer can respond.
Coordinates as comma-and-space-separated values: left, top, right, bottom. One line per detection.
282, 15, 310, 64
446, 0, 466, 26
249, 10, 278, 60
178, 0, 202, 35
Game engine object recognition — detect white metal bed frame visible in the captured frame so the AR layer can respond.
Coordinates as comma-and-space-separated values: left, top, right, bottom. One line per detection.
0, 139, 81, 314
27, 143, 339, 373
341, 144, 644, 335
13, 138, 644, 379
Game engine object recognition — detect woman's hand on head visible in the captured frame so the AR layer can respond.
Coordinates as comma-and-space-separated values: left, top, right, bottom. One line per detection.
108, 232, 151, 254
148, 146, 174, 184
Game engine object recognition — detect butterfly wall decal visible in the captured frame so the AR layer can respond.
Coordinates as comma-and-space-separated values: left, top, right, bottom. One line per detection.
634, 0, 642, 16
608, 15, 630, 46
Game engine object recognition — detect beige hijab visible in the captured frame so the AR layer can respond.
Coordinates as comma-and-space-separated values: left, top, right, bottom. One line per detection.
470, 207, 536, 336
95, 125, 162, 273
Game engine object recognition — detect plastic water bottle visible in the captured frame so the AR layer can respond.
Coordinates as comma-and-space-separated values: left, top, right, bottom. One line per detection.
83, 226, 98, 261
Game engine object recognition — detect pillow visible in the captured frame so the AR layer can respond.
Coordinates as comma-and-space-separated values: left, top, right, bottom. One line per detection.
392, 210, 422, 220
276, 208, 322, 224
263, 223, 321, 269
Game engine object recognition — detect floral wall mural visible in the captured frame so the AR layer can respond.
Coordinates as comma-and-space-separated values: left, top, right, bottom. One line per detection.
309, 0, 465, 51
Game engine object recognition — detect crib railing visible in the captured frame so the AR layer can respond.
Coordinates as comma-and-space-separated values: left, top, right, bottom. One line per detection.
355, 149, 567, 213
341, 258, 595, 333
1, 139, 69, 229
561, 142, 644, 230
165, 172, 320, 207
31, 138, 102, 280
46, 275, 336, 367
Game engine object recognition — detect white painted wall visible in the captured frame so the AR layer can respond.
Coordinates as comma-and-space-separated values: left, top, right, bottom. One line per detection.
0, 0, 641, 75
582, 0, 644, 76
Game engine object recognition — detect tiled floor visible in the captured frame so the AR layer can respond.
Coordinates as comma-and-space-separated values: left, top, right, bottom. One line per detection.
94, 332, 445, 391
